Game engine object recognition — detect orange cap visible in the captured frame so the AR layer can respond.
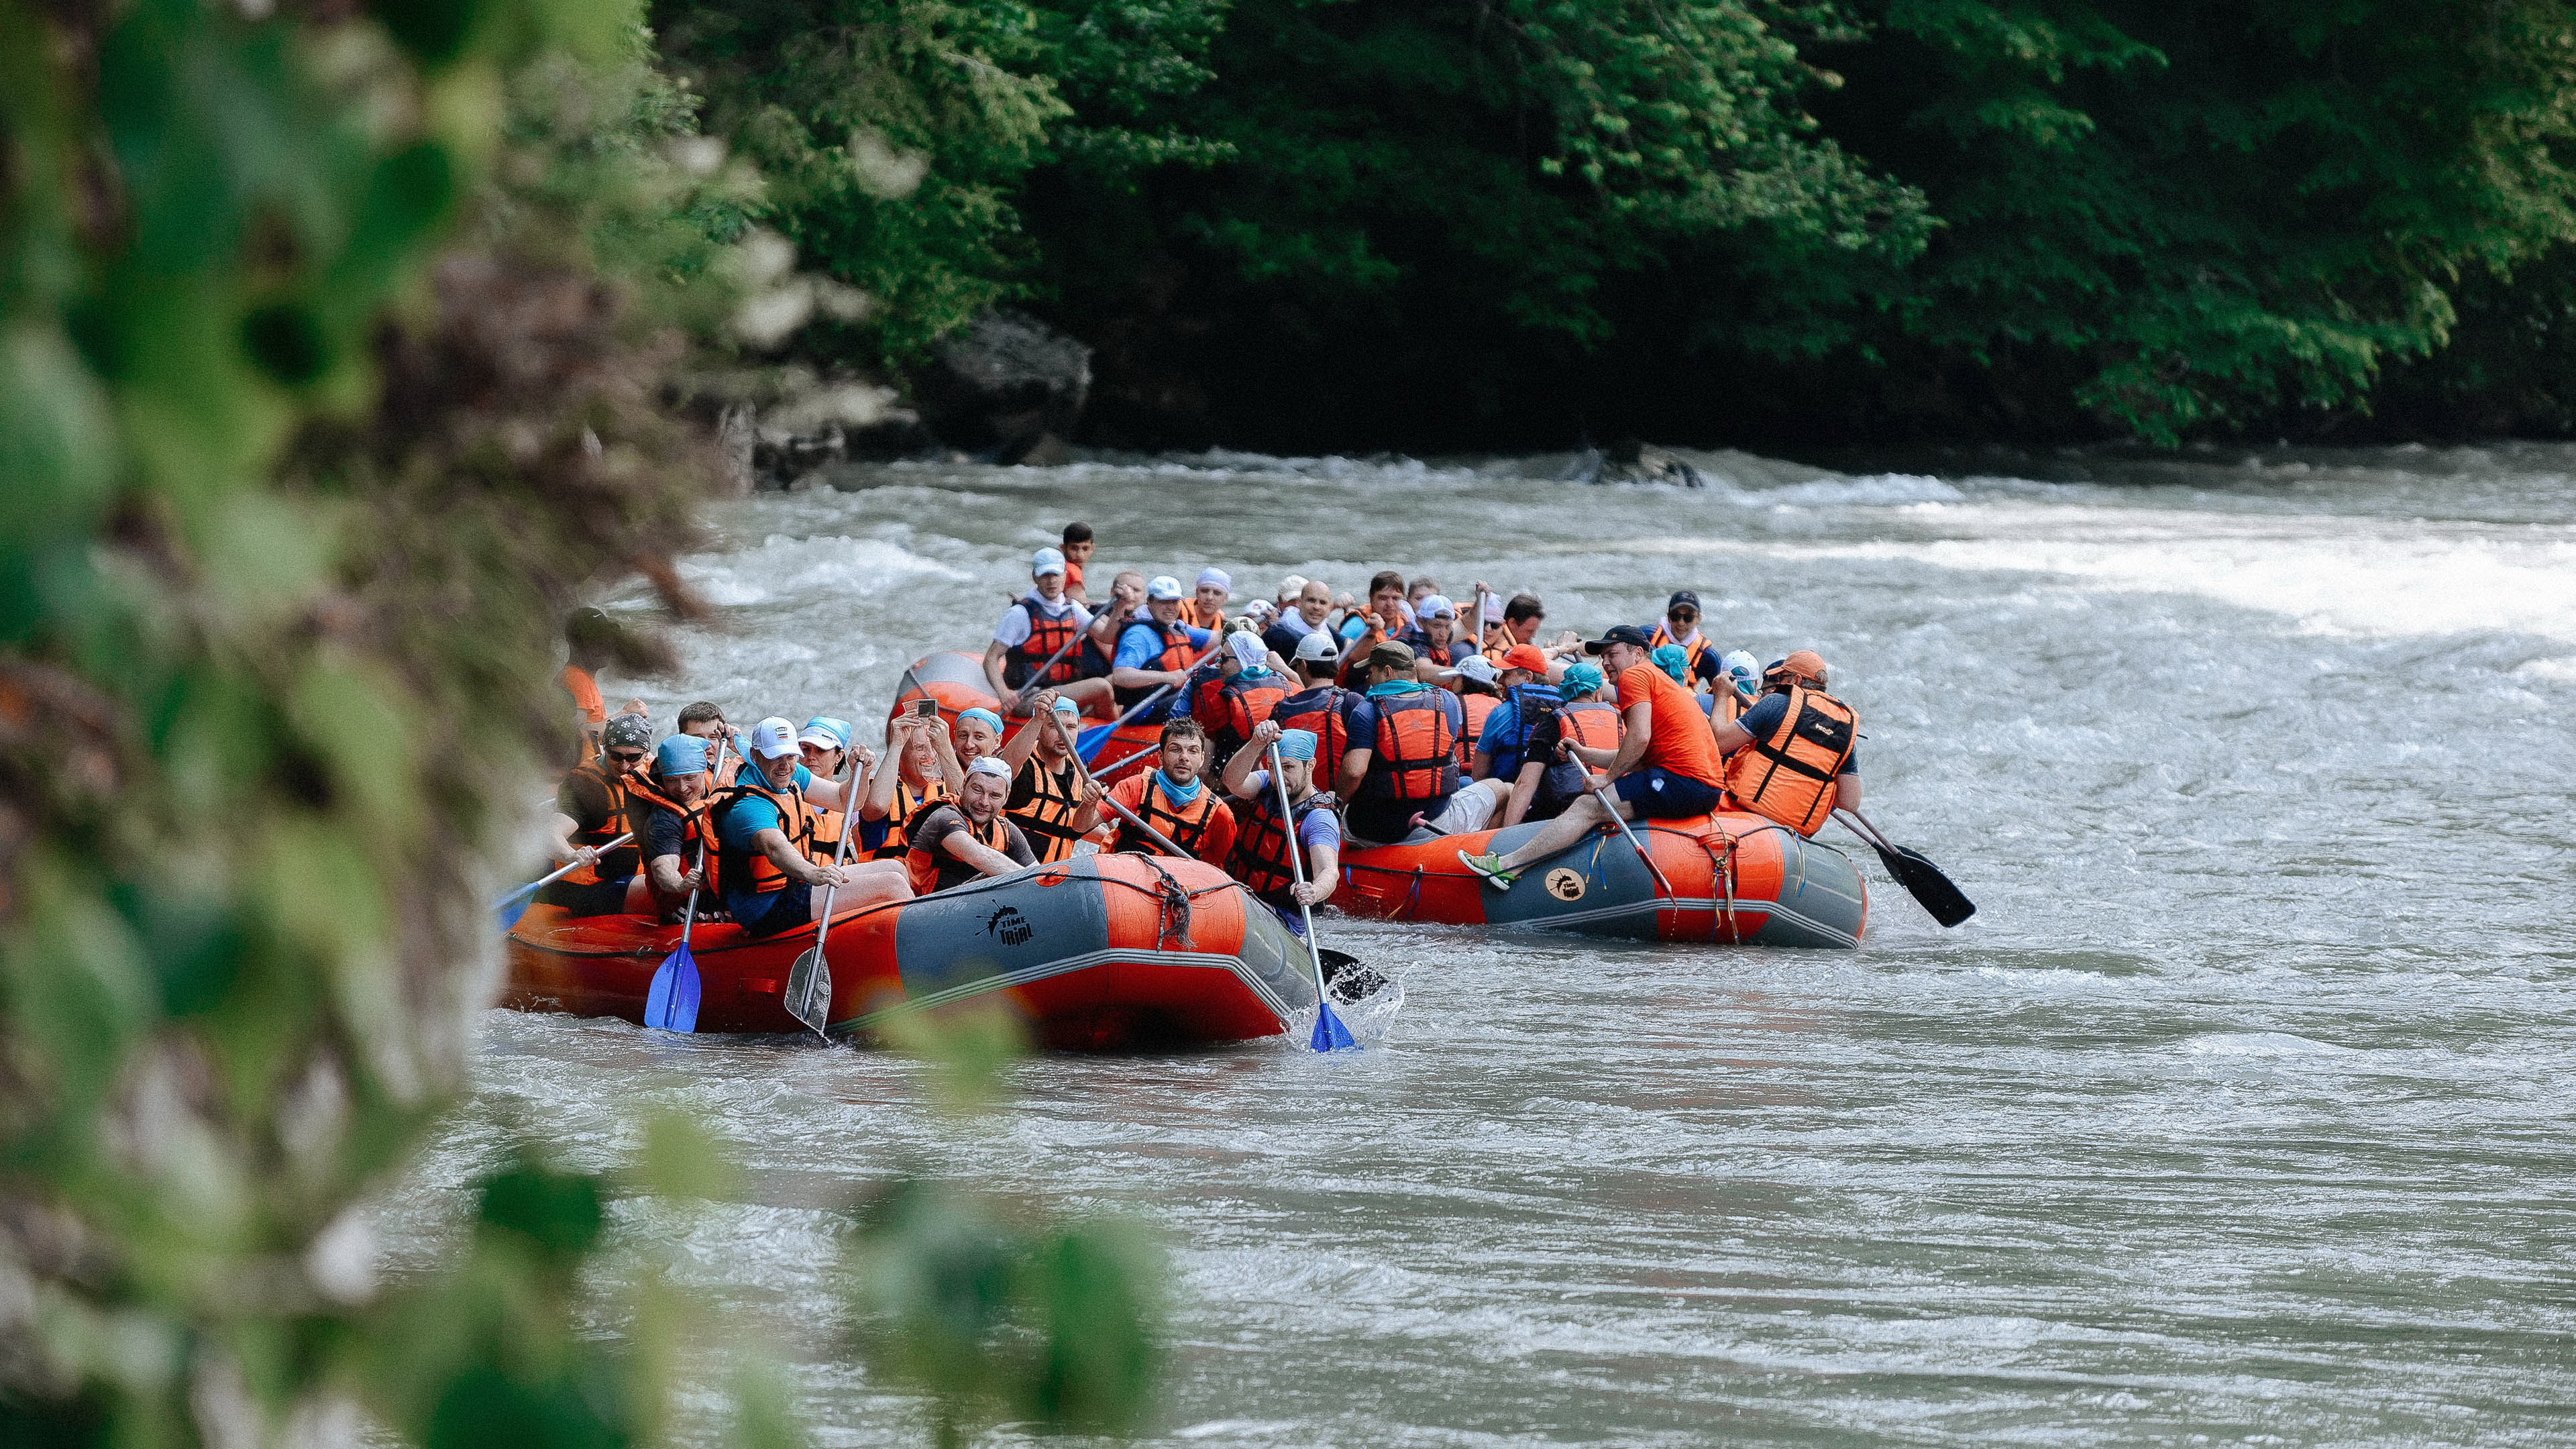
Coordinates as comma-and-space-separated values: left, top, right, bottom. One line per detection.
1775, 649, 1829, 686
1500, 644, 1549, 675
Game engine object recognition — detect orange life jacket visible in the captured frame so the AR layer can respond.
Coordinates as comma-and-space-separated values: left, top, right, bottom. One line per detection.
1185, 662, 1231, 730
621, 770, 710, 895
1723, 686, 1856, 837
712, 774, 816, 899
868, 776, 951, 861
1116, 775, 1224, 859
1009, 757, 1089, 864
1214, 672, 1289, 757
1227, 786, 1334, 905
1004, 594, 1088, 689
1276, 684, 1354, 768
1457, 692, 1499, 769
906, 806, 1015, 896
1365, 690, 1460, 802
563, 760, 638, 885
1178, 598, 1226, 631
1647, 625, 1713, 683
1112, 619, 1200, 710
1538, 698, 1623, 800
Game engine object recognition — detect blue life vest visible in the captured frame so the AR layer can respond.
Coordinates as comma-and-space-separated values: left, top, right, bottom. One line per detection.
1487, 682, 1563, 780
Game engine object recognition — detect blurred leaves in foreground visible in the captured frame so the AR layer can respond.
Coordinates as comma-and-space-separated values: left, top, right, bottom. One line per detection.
0, 0, 1163, 1444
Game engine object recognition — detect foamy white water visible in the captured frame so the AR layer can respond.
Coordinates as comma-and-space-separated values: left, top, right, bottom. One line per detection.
387, 443, 2576, 1448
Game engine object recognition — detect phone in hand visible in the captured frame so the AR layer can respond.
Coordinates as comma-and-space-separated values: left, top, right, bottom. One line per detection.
910, 697, 941, 718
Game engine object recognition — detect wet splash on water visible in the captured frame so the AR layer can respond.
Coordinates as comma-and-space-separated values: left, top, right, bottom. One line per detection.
391, 444, 2576, 1446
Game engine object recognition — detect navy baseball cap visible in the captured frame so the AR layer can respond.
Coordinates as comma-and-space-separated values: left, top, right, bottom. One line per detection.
1584, 624, 1654, 655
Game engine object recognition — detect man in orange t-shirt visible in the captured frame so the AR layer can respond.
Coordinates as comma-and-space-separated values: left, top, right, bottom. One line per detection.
1456, 624, 1725, 890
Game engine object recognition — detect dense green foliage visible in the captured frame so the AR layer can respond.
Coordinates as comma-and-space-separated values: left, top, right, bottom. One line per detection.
659, 0, 2576, 448
0, 1, 1160, 1444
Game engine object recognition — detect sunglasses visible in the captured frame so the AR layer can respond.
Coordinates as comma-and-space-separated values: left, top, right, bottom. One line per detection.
1668, 610, 1698, 623
609, 750, 647, 766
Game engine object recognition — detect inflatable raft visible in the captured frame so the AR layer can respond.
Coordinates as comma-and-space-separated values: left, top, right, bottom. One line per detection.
891, 650, 1163, 786
1336, 812, 1867, 947
504, 853, 1320, 1049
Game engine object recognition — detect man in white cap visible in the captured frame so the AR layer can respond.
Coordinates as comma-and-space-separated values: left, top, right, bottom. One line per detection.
712, 716, 911, 937
1410, 594, 1475, 674
1436, 651, 1505, 776
906, 755, 1037, 894
996, 690, 1104, 863
983, 546, 1112, 718
1180, 566, 1232, 631
1110, 575, 1216, 724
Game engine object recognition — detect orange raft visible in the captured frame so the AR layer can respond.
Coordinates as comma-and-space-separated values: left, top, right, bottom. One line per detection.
1336, 811, 1868, 947
890, 650, 1163, 786
504, 853, 1318, 1049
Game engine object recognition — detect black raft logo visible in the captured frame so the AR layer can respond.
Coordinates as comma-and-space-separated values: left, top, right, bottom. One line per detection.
1544, 867, 1587, 902
984, 905, 1034, 947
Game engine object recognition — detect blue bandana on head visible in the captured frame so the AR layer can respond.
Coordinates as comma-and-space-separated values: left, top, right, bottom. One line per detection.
955, 706, 1002, 735
1273, 728, 1318, 761
654, 734, 710, 777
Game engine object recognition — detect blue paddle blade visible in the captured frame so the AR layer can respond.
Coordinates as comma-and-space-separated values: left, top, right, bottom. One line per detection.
644, 943, 701, 1032
495, 890, 535, 932
1309, 999, 1358, 1053
1075, 722, 1113, 760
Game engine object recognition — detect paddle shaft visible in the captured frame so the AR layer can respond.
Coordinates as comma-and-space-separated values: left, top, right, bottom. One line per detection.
1080, 638, 1225, 754
1048, 709, 1195, 858
783, 745, 869, 1037
1267, 743, 1334, 1004
1592, 784, 1679, 902
674, 736, 732, 949
506, 832, 635, 904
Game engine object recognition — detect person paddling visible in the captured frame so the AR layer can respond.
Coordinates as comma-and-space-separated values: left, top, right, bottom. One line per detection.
984, 547, 1111, 717
906, 756, 1038, 894
674, 701, 742, 786
1110, 576, 1216, 725
1335, 640, 1511, 846
1273, 631, 1358, 768
998, 692, 1105, 863
1183, 629, 1291, 770
713, 717, 912, 936
1495, 661, 1622, 828
629, 733, 721, 922
1105, 718, 1236, 866
1711, 650, 1860, 836
1334, 572, 1415, 687
1457, 625, 1726, 890
1085, 569, 1147, 663
1222, 722, 1342, 938
540, 713, 655, 916
797, 716, 869, 863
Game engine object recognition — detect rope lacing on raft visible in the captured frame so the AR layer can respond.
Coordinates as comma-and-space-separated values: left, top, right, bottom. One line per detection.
1131, 854, 1197, 951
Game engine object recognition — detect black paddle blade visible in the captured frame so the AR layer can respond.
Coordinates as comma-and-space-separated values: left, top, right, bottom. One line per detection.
784, 947, 833, 1038
1316, 948, 1389, 1000
1870, 841, 1976, 927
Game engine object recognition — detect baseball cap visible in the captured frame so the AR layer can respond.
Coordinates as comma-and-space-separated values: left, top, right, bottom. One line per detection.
1583, 624, 1654, 655
1481, 594, 1505, 623
799, 716, 851, 749
655, 734, 710, 776
1365, 639, 1416, 672
1560, 661, 1605, 697
1418, 594, 1457, 620
1146, 575, 1185, 600
1031, 547, 1067, 577
1293, 631, 1340, 663
747, 716, 801, 759
1499, 644, 1548, 675
1225, 631, 1268, 669
1666, 590, 1702, 614
1277, 574, 1307, 599
1719, 649, 1759, 688
1767, 649, 1829, 686
1196, 566, 1232, 592
603, 714, 654, 751
1439, 653, 1499, 686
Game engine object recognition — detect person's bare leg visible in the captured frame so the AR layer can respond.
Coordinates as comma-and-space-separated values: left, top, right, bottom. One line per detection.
1057, 677, 1118, 717
810, 863, 913, 920
1492, 794, 1609, 872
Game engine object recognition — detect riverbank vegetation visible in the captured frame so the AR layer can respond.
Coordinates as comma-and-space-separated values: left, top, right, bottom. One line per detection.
653, 0, 2576, 451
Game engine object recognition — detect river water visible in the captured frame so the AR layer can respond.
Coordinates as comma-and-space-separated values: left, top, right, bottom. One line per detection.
385, 444, 2576, 1446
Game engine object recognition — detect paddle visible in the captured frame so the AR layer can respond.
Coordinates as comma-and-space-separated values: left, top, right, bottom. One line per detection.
643, 737, 731, 1032
496, 833, 633, 930
1591, 782, 1679, 904
1269, 742, 1356, 1053
783, 754, 868, 1039
1834, 807, 1975, 926
1075, 637, 1224, 760
1050, 710, 1193, 859
1006, 615, 1093, 714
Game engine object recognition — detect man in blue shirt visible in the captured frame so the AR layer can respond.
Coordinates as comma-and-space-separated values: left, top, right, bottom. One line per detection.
1110, 575, 1216, 723
714, 716, 911, 936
